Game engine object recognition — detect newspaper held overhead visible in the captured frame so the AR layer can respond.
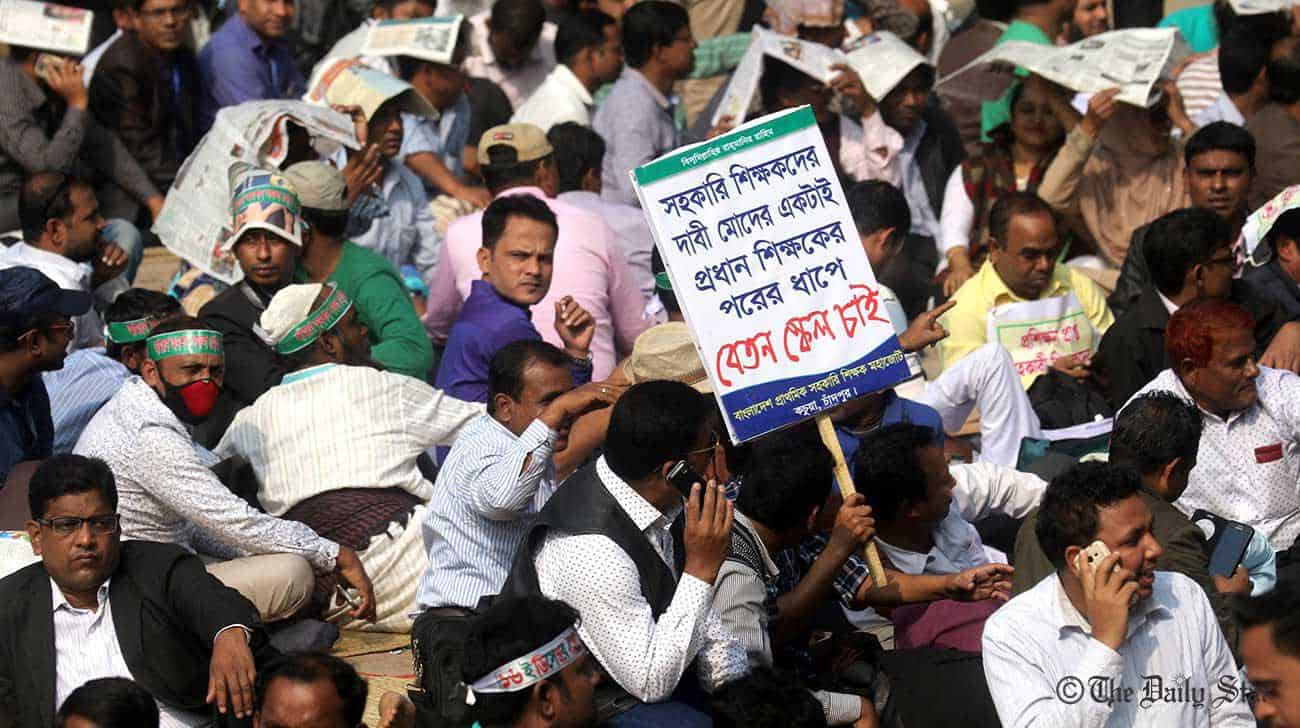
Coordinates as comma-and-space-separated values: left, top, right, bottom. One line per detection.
361, 14, 462, 64
0, 0, 92, 55
939, 28, 1190, 108
153, 101, 359, 284
1228, 0, 1298, 14
635, 106, 909, 443
842, 31, 927, 103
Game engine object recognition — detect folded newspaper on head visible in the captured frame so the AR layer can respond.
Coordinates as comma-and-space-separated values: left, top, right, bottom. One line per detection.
0, 0, 92, 55
1228, 0, 1297, 14
711, 29, 923, 127
938, 28, 1189, 108
152, 101, 359, 284
361, 14, 463, 64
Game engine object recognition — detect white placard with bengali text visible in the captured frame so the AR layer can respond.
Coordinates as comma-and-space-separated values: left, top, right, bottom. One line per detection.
633, 106, 908, 443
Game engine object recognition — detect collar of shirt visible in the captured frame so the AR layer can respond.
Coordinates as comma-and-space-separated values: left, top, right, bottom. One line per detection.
1146, 367, 1260, 427
595, 455, 682, 532
1, 242, 91, 290
50, 576, 111, 615
1050, 572, 1170, 640
227, 13, 272, 54
624, 68, 674, 111
1157, 290, 1180, 315
551, 64, 594, 107
733, 512, 780, 580
875, 502, 973, 574
900, 118, 929, 156
119, 375, 191, 437
465, 278, 531, 316
976, 258, 1074, 308
281, 363, 337, 385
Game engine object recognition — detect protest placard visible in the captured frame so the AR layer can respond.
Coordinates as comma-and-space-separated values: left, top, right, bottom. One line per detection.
635, 106, 904, 584
153, 102, 359, 283
939, 28, 1188, 108
635, 105, 908, 443
0, 0, 92, 55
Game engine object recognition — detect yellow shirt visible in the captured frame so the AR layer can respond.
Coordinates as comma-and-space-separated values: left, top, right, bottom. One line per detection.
939, 261, 1115, 387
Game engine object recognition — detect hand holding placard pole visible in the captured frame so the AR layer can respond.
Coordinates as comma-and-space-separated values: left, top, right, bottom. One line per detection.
816, 414, 888, 588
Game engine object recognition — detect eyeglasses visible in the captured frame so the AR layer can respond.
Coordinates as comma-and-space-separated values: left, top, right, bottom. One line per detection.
38, 514, 119, 537
687, 434, 721, 457
17, 319, 74, 344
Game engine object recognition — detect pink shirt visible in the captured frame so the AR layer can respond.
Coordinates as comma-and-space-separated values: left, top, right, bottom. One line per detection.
422, 187, 652, 379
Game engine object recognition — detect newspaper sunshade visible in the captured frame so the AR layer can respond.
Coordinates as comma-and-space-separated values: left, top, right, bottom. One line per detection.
1241, 185, 1300, 266
937, 28, 1190, 108
316, 65, 437, 120
1228, 0, 1299, 14
362, 14, 463, 64
0, 0, 93, 55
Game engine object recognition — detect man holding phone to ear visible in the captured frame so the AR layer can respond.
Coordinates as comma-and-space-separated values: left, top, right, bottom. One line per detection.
982, 462, 1254, 727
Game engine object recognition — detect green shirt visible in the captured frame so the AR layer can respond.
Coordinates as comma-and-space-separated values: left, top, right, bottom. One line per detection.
1157, 4, 1217, 54
980, 20, 1054, 140
295, 241, 434, 379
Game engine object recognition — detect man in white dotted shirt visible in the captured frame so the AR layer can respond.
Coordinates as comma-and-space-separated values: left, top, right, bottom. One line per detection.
499, 380, 748, 726
1129, 298, 1300, 555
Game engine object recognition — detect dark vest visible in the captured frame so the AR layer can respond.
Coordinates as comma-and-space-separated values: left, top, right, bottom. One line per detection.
497, 462, 690, 716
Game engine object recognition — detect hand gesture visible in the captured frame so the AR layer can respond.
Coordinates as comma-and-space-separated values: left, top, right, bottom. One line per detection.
1080, 87, 1121, 139
146, 195, 165, 222
1160, 80, 1194, 136
1261, 321, 1300, 373
377, 692, 417, 728
682, 482, 734, 585
207, 627, 257, 718
330, 103, 369, 145
90, 243, 128, 289
334, 546, 378, 622
1213, 566, 1251, 596
829, 63, 873, 119
342, 144, 383, 206
1051, 350, 1091, 379
538, 380, 626, 431
898, 300, 956, 352
1077, 551, 1137, 650
944, 563, 1014, 602
706, 115, 736, 140
826, 493, 876, 561
45, 57, 88, 110
943, 255, 975, 297
554, 295, 595, 359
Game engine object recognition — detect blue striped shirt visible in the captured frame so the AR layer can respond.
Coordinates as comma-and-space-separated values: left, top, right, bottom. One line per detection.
43, 348, 130, 453
416, 414, 558, 609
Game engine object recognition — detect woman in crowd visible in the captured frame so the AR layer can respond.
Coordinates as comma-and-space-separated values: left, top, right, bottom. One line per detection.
939, 76, 1070, 294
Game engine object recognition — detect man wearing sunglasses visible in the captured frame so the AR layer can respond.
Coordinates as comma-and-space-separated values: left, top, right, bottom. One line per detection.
0, 454, 277, 727
0, 266, 90, 485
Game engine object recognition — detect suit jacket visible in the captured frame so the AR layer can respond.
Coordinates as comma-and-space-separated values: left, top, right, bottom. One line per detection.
917, 101, 966, 220
196, 282, 289, 447
0, 540, 273, 728
90, 31, 200, 192
1011, 489, 1240, 654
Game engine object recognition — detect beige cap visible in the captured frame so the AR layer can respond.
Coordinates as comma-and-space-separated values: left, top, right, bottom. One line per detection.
283, 161, 348, 212
477, 123, 554, 167
623, 322, 712, 393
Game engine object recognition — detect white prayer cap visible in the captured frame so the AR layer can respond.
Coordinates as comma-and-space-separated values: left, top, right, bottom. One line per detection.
258, 284, 325, 346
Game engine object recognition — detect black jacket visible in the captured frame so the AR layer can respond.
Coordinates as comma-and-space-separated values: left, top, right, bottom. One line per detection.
915, 101, 966, 221
1244, 259, 1300, 321
0, 540, 274, 728
197, 282, 289, 447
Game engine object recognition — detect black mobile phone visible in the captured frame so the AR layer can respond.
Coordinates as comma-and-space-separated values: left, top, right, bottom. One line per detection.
666, 460, 703, 497
1207, 521, 1254, 578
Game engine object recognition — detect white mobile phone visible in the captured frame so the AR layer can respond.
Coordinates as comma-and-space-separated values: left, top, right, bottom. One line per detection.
1076, 540, 1112, 574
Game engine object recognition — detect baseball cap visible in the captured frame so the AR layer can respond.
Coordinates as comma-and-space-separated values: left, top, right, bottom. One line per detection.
283, 161, 348, 212
622, 322, 712, 393
477, 123, 554, 168
223, 162, 305, 251
0, 267, 92, 330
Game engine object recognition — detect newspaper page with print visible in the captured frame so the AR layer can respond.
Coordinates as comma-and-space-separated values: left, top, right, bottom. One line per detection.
0, 0, 92, 55
939, 28, 1190, 107
635, 106, 908, 442
360, 14, 462, 63
152, 101, 359, 284
1228, 0, 1296, 15
842, 31, 927, 103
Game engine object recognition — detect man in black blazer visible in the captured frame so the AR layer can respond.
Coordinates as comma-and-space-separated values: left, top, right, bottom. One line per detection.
0, 454, 276, 728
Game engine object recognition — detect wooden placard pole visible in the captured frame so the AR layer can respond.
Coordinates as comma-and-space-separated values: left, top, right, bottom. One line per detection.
816, 414, 888, 588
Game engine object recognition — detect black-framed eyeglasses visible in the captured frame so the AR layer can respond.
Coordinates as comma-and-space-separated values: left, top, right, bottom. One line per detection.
38, 514, 119, 537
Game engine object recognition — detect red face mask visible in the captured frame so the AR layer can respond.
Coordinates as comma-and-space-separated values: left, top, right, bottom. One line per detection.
161, 378, 220, 424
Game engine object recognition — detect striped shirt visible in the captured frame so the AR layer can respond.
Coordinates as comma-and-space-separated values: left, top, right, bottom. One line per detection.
416, 414, 558, 609
1176, 51, 1222, 123
52, 578, 207, 728
42, 348, 129, 453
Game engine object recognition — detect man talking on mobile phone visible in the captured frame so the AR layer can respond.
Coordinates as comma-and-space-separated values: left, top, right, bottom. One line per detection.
982, 462, 1254, 727
497, 380, 748, 727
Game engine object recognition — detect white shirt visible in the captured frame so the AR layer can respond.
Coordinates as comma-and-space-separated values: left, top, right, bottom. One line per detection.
216, 363, 483, 516
982, 571, 1253, 727
52, 579, 207, 728
464, 11, 557, 110
1193, 92, 1246, 129
417, 415, 558, 609
558, 190, 656, 306
534, 456, 748, 701
0, 242, 114, 350
897, 120, 942, 240
511, 64, 595, 131
1131, 367, 1300, 550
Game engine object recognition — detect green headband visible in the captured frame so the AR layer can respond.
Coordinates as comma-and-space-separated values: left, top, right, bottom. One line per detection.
105, 317, 157, 345
276, 286, 353, 355
654, 272, 673, 292
146, 330, 224, 361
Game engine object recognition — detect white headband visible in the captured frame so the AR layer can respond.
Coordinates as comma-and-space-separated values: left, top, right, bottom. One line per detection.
465, 626, 586, 705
